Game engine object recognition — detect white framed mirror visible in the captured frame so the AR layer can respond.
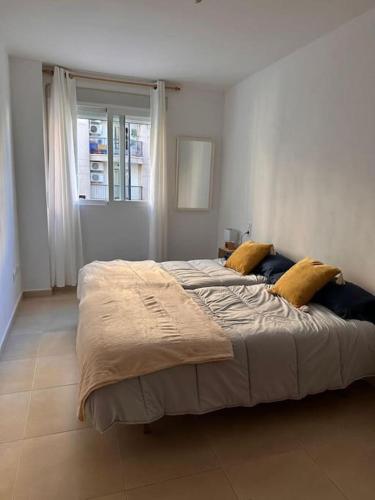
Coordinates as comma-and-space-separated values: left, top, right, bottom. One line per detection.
176, 136, 214, 211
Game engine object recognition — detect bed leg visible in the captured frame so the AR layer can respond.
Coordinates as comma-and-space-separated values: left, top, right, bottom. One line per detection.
143, 423, 152, 435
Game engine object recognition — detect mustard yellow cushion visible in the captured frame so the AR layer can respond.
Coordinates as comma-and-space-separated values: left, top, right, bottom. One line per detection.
269, 257, 340, 308
225, 241, 273, 275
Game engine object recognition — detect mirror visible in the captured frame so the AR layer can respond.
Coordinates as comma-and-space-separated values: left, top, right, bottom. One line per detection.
176, 136, 214, 210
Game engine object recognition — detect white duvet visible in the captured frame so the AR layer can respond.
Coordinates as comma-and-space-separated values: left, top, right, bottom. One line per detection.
85, 284, 375, 431
160, 259, 266, 289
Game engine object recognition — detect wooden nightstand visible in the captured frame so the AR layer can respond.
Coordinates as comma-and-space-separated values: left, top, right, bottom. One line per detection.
218, 246, 237, 259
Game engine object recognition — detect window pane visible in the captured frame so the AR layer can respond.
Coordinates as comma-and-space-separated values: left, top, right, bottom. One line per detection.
77, 113, 109, 201
127, 121, 151, 201
77, 107, 150, 202
112, 117, 150, 201
113, 115, 124, 201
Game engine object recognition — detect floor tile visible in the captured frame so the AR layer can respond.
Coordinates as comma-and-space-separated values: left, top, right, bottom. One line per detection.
33, 354, 80, 389
18, 294, 77, 318
89, 493, 125, 500
1, 334, 42, 361
117, 416, 219, 489
47, 305, 79, 332
0, 358, 35, 394
126, 469, 237, 500
17, 297, 52, 316
0, 441, 22, 498
38, 330, 76, 357
25, 385, 88, 438
308, 439, 375, 500
200, 405, 303, 467
287, 390, 375, 458
14, 428, 123, 500
10, 313, 50, 335
226, 449, 346, 500
0, 392, 30, 442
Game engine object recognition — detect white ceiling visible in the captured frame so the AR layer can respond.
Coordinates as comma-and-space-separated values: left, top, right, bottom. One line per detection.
1, 0, 375, 88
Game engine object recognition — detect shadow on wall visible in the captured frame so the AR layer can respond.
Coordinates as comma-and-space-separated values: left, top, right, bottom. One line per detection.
0, 49, 21, 342
247, 68, 284, 243
0, 80, 15, 269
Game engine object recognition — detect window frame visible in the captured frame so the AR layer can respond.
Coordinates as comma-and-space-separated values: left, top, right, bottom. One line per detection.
76, 101, 151, 206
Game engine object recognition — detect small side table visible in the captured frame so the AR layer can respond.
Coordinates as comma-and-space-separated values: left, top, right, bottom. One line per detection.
218, 247, 237, 259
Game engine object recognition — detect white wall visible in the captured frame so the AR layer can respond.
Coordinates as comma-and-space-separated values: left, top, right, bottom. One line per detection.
9, 57, 51, 291
218, 8, 375, 292
79, 85, 224, 263
80, 202, 149, 263
0, 47, 22, 346
10, 62, 223, 279
167, 86, 223, 260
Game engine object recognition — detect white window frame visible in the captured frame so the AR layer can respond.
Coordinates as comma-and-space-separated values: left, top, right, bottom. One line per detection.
77, 101, 150, 206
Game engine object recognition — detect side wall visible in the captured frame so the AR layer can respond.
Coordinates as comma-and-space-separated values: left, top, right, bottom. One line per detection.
9, 57, 51, 292
0, 47, 22, 347
218, 8, 375, 292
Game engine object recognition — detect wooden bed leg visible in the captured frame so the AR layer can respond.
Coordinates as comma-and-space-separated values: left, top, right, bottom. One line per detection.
143, 423, 152, 435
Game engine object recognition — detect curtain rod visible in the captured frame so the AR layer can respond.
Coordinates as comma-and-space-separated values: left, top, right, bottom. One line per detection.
42, 68, 181, 92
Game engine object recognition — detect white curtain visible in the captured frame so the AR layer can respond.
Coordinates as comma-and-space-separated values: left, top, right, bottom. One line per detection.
46, 66, 83, 287
148, 80, 168, 261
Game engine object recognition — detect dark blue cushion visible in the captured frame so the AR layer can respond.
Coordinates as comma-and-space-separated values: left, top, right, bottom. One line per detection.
267, 271, 285, 284
253, 253, 295, 282
313, 281, 375, 324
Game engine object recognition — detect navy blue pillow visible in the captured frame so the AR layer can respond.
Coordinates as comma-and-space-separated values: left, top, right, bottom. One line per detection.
267, 271, 284, 284
313, 281, 375, 324
253, 253, 295, 283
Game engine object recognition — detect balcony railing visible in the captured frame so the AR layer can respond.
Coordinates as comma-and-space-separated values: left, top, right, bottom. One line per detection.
79, 184, 143, 201
90, 184, 108, 201
130, 140, 143, 158
114, 185, 143, 201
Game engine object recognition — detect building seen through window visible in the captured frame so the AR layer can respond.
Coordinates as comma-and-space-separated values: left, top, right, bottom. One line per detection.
77, 108, 150, 202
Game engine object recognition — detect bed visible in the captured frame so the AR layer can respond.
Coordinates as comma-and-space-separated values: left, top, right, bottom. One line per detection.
77, 258, 267, 298
160, 258, 266, 288
79, 278, 375, 432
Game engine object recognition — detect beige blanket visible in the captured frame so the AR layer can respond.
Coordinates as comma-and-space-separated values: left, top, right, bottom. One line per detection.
77, 259, 177, 301
76, 260, 233, 420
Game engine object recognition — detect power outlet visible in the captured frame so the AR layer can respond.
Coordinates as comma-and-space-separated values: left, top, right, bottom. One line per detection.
242, 222, 252, 241
12, 265, 20, 282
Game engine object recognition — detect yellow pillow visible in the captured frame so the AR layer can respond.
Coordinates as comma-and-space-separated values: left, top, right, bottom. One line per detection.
269, 257, 340, 308
225, 241, 273, 275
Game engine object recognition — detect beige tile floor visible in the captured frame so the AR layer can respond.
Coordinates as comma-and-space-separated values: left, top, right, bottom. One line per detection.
1, 290, 375, 499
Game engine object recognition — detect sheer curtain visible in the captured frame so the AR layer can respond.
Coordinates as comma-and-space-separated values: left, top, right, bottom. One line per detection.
46, 66, 83, 287
148, 80, 168, 261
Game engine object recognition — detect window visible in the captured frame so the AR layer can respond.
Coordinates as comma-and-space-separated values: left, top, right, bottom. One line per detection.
77, 106, 151, 202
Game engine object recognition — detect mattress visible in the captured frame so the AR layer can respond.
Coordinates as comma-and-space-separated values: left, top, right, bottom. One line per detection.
84, 284, 375, 431
160, 259, 266, 289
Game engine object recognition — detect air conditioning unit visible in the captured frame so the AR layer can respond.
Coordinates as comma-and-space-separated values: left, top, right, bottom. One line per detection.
90, 172, 105, 183
90, 121, 103, 136
90, 161, 105, 172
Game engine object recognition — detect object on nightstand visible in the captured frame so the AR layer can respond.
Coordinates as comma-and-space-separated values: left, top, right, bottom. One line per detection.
223, 228, 239, 246
225, 241, 237, 250
218, 245, 238, 259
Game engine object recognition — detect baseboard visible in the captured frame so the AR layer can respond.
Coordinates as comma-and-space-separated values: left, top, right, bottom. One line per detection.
52, 285, 77, 294
23, 287, 77, 298
0, 291, 23, 354
23, 289, 52, 298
